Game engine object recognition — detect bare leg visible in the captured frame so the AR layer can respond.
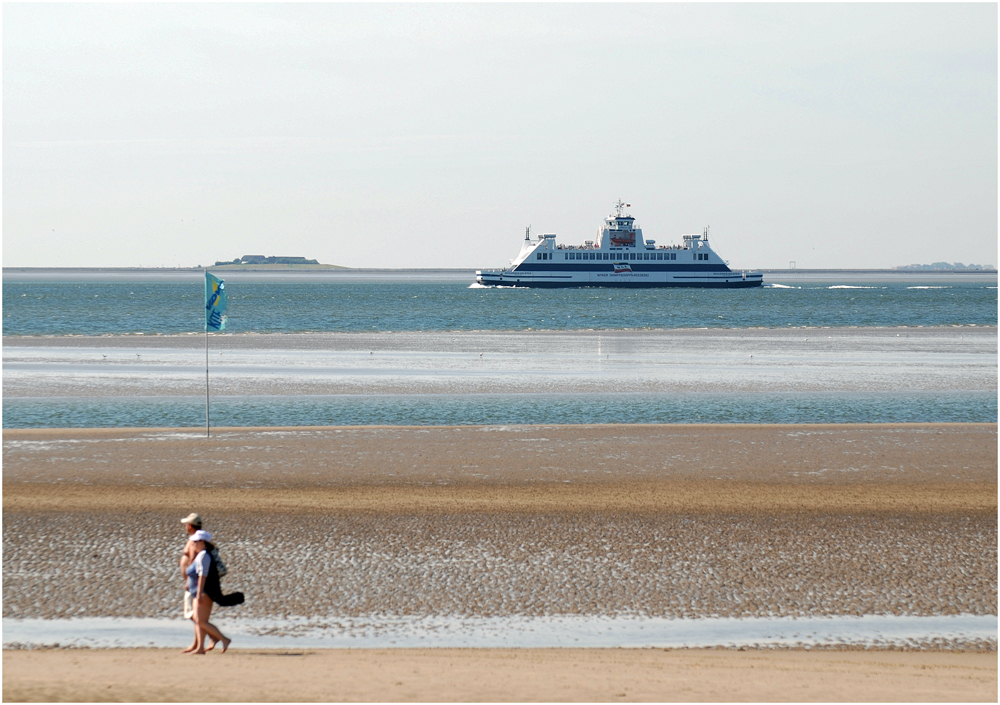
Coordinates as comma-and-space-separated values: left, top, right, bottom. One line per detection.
194, 595, 230, 653
181, 593, 199, 653
181, 635, 199, 653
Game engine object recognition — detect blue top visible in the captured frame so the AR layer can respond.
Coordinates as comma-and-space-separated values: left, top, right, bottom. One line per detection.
185, 550, 211, 595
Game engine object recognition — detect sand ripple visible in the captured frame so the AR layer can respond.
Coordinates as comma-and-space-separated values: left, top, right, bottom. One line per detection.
3, 511, 995, 621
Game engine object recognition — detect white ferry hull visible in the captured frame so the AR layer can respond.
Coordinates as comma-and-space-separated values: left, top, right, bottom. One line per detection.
476, 268, 763, 288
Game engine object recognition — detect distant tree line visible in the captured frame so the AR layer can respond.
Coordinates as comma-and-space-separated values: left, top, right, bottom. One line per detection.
894, 262, 995, 271
214, 255, 320, 266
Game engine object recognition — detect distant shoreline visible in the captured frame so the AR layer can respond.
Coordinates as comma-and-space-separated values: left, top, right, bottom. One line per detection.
3, 266, 997, 275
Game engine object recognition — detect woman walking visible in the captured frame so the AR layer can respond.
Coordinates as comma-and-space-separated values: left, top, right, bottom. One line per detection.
182, 530, 232, 654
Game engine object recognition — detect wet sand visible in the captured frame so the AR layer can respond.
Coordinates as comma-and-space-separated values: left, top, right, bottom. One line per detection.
4, 424, 995, 625
4, 327, 996, 398
3, 647, 996, 702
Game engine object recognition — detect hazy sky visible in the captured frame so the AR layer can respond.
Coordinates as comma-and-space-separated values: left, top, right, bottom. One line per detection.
4, 3, 997, 269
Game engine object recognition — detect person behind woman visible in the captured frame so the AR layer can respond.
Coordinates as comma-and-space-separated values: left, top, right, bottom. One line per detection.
179, 513, 202, 630
183, 530, 231, 654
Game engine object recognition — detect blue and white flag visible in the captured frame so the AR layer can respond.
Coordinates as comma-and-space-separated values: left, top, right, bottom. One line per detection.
205, 272, 227, 331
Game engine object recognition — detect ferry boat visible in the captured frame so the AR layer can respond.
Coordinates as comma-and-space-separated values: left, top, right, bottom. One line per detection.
476, 201, 763, 288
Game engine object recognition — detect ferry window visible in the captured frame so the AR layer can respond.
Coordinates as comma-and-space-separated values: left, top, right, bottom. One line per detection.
604, 253, 609, 260
536, 253, 541, 260
590, 253, 595, 260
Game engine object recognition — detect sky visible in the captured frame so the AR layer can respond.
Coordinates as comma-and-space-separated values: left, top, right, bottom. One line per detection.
3, 3, 997, 270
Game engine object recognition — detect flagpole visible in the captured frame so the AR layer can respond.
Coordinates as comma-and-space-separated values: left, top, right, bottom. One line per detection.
205, 321, 210, 438
205, 267, 210, 438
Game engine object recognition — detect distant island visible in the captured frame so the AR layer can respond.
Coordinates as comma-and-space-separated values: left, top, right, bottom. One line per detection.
894, 262, 995, 271
211, 255, 347, 270
216, 255, 319, 265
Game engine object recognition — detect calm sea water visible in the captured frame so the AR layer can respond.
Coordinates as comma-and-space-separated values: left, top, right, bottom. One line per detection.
3, 275, 997, 335
3, 391, 995, 429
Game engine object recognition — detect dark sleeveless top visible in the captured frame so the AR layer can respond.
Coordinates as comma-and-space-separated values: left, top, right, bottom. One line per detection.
203, 542, 245, 607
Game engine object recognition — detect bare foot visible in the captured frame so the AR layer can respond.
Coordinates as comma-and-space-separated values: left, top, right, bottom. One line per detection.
220, 637, 231, 653
181, 645, 197, 653
205, 639, 217, 652
192, 649, 206, 655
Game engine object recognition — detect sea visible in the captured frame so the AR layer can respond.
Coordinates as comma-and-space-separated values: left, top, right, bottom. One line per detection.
3, 269, 997, 428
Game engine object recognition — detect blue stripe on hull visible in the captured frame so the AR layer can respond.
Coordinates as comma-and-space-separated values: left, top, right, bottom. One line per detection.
478, 279, 763, 289
515, 264, 731, 273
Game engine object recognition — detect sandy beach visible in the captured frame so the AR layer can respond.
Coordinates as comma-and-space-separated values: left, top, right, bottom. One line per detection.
4, 423, 996, 700
4, 647, 997, 702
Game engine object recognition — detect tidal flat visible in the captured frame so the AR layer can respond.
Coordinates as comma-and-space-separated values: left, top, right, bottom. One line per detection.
3, 423, 995, 651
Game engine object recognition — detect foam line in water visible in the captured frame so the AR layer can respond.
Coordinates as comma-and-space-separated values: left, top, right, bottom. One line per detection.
3, 614, 995, 650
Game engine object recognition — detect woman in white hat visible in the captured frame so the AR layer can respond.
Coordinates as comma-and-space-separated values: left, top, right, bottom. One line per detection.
182, 530, 231, 654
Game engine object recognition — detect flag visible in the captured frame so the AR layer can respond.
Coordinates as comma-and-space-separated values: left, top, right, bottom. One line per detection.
205, 272, 227, 331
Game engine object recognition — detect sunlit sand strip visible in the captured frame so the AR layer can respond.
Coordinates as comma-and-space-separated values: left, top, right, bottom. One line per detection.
4, 480, 996, 516
3, 647, 996, 702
